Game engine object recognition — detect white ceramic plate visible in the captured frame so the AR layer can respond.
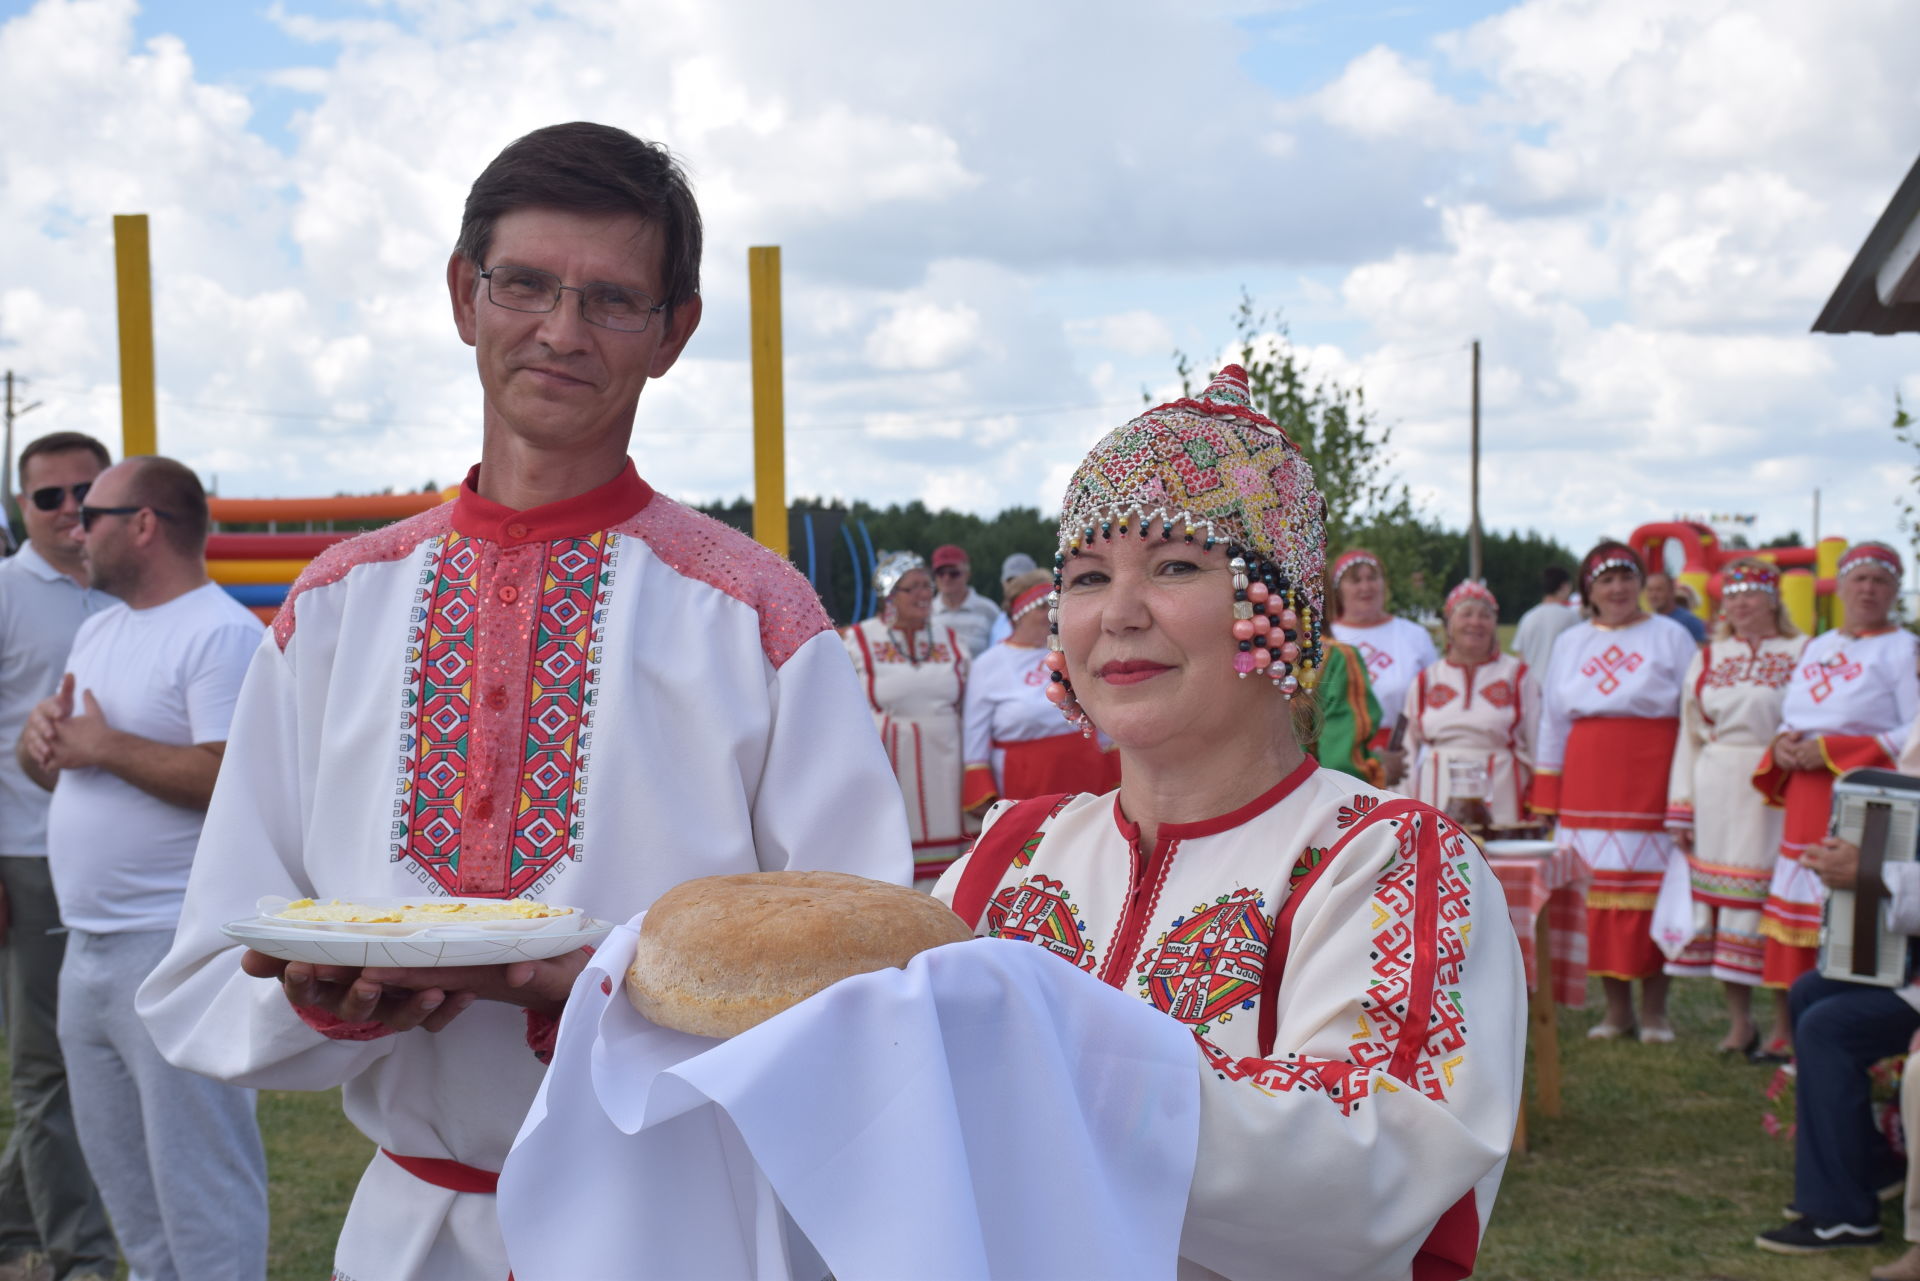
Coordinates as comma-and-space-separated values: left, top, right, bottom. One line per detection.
1481, 839, 1558, 859
222, 897, 614, 967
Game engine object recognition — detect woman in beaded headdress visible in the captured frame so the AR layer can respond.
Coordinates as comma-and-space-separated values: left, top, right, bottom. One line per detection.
932, 367, 1525, 1278
1330, 548, 1438, 787
1531, 539, 1697, 1041
1401, 580, 1532, 829
1665, 557, 1804, 1055
1750, 541, 1918, 1051
844, 552, 973, 886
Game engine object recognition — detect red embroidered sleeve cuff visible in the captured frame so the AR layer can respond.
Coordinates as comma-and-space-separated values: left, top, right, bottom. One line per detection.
1665, 803, 1694, 830
961, 762, 999, 812
295, 1004, 394, 1042
526, 1009, 559, 1065
1752, 744, 1791, 808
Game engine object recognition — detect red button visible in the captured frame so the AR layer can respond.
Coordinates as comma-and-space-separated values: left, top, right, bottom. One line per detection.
486, 687, 508, 711
506, 522, 529, 540
498, 585, 519, 603
471, 797, 494, 821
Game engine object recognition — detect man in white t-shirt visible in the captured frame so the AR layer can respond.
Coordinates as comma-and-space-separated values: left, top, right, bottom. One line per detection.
17, 457, 266, 1281
1510, 564, 1579, 746
929, 543, 1001, 658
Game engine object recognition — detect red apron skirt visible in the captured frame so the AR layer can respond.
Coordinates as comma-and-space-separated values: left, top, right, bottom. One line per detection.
1561, 716, 1680, 982
997, 734, 1121, 801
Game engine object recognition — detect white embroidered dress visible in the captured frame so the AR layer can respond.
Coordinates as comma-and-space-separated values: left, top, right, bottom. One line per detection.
845, 617, 972, 880
1401, 653, 1532, 826
134, 465, 912, 1281
960, 640, 1117, 809
933, 761, 1526, 1280
1665, 635, 1804, 984
1332, 615, 1438, 751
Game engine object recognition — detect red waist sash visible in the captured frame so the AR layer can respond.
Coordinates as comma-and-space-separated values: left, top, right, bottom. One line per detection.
1559, 716, 1678, 831
381, 1148, 498, 1194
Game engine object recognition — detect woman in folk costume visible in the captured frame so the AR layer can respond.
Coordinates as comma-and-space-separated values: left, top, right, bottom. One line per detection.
1750, 542, 1919, 1030
1310, 633, 1385, 785
845, 552, 972, 884
1402, 580, 1531, 826
960, 568, 1120, 815
934, 366, 1526, 1280
1664, 558, 1804, 1055
1531, 540, 1697, 1041
1330, 549, 1437, 788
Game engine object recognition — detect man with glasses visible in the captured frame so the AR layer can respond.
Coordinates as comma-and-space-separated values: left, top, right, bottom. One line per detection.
18, 457, 267, 1281
138, 122, 909, 1281
928, 544, 998, 658
0, 432, 118, 1281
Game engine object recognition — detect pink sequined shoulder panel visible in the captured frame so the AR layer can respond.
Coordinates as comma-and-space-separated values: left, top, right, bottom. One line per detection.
272, 505, 454, 651
616, 496, 829, 669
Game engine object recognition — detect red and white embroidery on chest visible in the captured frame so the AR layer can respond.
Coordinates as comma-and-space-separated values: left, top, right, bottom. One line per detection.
1706, 651, 1796, 691
1803, 650, 1864, 704
1580, 644, 1642, 695
1349, 826, 1471, 1099
986, 875, 1097, 970
1479, 678, 1515, 708
392, 531, 616, 896
1358, 641, 1392, 677
1423, 683, 1458, 710
1134, 888, 1271, 1035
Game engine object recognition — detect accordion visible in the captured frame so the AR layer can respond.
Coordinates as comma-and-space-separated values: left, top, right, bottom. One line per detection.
1818, 768, 1920, 987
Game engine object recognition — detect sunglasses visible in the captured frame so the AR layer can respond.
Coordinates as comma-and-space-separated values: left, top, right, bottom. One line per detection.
28, 482, 91, 512
78, 504, 174, 533
934, 566, 967, 578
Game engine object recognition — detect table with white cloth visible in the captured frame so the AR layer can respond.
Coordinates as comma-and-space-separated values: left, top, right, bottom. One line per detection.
500, 923, 1202, 1281
1485, 844, 1590, 1146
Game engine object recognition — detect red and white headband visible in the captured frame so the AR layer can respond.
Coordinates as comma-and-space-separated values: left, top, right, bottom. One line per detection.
1331, 549, 1381, 590
1444, 580, 1498, 616
1722, 562, 1779, 596
1008, 582, 1051, 624
1838, 542, 1902, 581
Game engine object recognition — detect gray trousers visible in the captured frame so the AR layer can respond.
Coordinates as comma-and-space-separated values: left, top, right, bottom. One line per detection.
0, 857, 115, 1278
58, 928, 266, 1281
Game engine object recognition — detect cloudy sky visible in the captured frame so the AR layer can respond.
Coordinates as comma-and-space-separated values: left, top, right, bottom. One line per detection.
2, 0, 1916, 566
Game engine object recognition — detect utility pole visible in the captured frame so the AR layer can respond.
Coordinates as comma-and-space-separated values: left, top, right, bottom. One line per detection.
3, 371, 43, 552
1468, 339, 1482, 582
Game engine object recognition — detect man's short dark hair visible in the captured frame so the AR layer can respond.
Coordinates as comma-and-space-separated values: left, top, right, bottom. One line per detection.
124, 456, 209, 557
455, 122, 703, 316
1541, 566, 1572, 596
18, 431, 110, 486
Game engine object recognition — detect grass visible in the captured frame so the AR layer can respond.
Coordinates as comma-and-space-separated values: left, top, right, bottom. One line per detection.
2, 975, 1905, 1279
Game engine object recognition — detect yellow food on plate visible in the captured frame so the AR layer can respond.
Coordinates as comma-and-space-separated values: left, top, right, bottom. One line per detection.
276, 898, 572, 923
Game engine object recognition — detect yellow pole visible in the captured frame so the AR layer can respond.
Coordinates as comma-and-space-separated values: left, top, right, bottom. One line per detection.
113, 214, 157, 457
748, 246, 787, 556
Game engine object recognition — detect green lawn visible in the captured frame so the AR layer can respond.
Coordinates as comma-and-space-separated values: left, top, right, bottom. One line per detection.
2, 975, 1907, 1279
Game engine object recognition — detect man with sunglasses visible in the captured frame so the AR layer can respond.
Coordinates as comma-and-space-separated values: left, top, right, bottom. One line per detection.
19, 457, 267, 1281
0, 431, 117, 1281
137, 122, 910, 1281
928, 543, 998, 658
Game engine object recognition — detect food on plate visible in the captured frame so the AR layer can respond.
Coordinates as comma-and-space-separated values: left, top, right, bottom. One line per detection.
625, 870, 972, 1038
275, 898, 572, 924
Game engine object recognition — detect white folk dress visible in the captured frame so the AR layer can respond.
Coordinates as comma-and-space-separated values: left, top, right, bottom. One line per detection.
1664, 635, 1804, 984
846, 617, 972, 882
1401, 653, 1531, 826
933, 760, 1526, 1280
960, 640, 1118, 811
1332, 616, 1438, 759
1533, 615, 1697, 980
133, 464, 913, 1281
1752, 627, 1920, 988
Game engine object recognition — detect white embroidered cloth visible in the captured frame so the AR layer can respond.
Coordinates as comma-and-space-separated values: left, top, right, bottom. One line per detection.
501, 925, 1200, 1280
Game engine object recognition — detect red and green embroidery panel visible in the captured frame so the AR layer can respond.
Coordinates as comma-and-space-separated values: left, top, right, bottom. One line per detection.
399, 537, 479, 885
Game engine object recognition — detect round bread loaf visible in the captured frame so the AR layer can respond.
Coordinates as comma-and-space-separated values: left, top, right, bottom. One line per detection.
625, 870, 973, 1038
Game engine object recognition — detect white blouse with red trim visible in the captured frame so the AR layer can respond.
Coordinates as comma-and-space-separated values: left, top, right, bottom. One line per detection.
1535, 615, 1696, 775
1777, 627, 1920, 760
934, 762, 1525, 1281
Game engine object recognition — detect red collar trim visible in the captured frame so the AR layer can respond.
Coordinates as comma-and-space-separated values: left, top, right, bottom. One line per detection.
1844, 625, 1900, 640
1111, 754, 1319, 843
1443, 651, 1500, 670
450, 460, 654, 546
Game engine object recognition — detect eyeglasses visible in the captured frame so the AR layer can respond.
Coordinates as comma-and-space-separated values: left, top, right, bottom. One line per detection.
478, 265, 667, 333
79, 505, 174, 532
28, 482, 91, 512
934, 566, 967, 578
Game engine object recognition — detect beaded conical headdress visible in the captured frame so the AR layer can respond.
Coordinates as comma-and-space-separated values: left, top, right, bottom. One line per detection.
1042, 365, 1328, 730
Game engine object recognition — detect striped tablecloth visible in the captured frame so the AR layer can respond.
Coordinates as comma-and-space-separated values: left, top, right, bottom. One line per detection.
1488, 846, 1589, 1008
